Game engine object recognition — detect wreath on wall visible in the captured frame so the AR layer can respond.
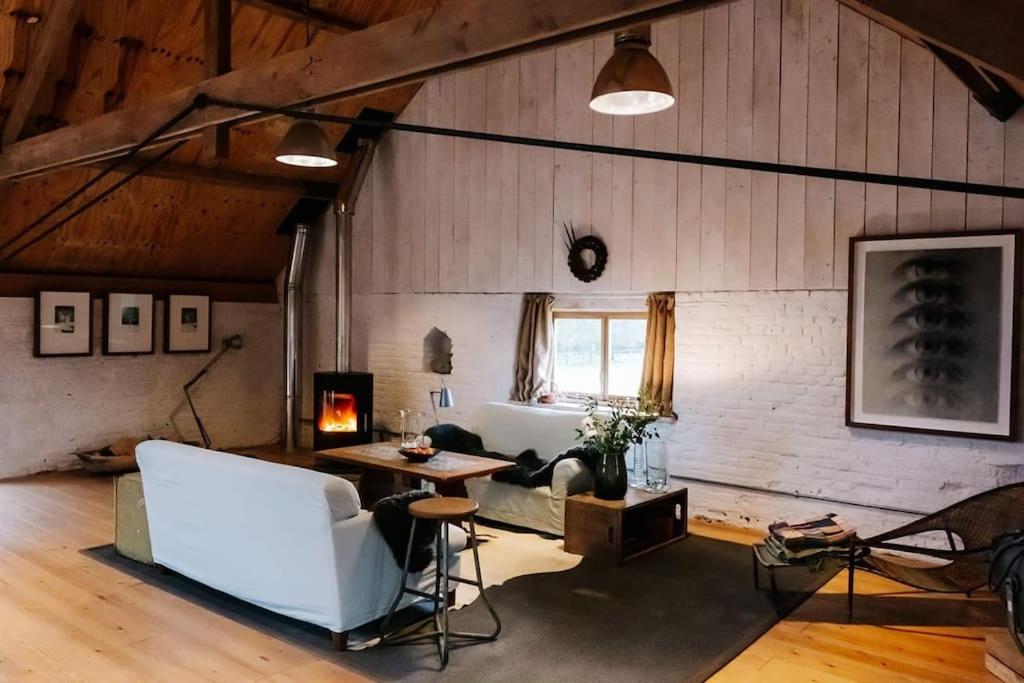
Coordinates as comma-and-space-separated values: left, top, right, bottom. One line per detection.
562, 222, 608, 283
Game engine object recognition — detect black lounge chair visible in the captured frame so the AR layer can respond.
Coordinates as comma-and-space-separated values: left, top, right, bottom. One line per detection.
846, 482, 1024, 619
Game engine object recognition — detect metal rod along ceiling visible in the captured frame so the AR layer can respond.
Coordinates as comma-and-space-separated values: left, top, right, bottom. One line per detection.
5, 92, 1024, 265
207, 95, 1024, 200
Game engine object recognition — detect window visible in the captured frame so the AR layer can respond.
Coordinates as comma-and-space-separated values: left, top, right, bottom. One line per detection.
552, 311, 647, 400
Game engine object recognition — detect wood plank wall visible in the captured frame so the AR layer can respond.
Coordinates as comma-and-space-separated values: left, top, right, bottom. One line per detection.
356, 0, 1024, 296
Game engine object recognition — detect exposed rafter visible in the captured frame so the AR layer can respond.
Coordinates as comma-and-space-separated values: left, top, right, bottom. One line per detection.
1, 0, 80, 145
0, 272, 277, 303
234, 0, 364, 35
203, 0, 233, 158
837, 0, 1024, 94
80, 158, 339, 199
0, 0, 724, 183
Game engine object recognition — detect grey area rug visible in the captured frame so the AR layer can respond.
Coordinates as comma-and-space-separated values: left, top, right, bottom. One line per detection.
84, 535, 836, 682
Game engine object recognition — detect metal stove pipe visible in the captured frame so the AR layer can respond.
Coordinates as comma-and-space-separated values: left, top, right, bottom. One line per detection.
336, 139, 376, 373
284, 222, 311, 452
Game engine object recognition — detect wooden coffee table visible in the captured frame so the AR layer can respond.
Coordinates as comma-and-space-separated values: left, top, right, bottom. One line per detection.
316, 442, 512, 503
564, 483, 688, 564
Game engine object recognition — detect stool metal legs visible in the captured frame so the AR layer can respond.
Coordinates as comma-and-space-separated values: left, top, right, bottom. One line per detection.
379, 517, 419, 639
379, 517, 501, 670
465, 518, 501, 639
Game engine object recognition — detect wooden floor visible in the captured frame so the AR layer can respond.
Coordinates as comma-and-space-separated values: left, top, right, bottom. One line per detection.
0, 471, 1001, 682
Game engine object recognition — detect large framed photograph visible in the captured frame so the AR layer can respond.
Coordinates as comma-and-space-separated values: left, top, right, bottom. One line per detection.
846, 230, 1021, 440
34, 291, 93, 357
103, 293, 155, 355
164, 294, 211, 353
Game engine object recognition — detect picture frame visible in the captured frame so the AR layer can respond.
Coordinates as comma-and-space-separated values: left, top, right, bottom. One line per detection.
34, 291, 93, 357
103, 293, 155, 355
164, 294, 212, 353
846, 230, 1022, 441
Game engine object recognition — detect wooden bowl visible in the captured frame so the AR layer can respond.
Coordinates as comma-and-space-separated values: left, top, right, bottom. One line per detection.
399, 447, 439, 463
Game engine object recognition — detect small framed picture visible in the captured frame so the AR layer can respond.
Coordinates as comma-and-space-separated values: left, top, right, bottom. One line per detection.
35, 291, 93, 357
846, 230, 1021, 440
165, 294, 211, 353
103, 293, 155, 355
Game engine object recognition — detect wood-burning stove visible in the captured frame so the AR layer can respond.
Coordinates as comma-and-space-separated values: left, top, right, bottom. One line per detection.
313, 372, 373, 450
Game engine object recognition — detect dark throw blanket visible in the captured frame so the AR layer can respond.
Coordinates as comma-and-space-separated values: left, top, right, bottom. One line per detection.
425, 423, 599, 488
372, 490, 436, 572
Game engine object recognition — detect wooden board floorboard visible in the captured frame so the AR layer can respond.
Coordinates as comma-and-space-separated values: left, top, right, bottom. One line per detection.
0, 470, 1001, 681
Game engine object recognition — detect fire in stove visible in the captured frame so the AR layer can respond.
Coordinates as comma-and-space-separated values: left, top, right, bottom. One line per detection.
313, 371, 372, 449
319, 391, 358, 433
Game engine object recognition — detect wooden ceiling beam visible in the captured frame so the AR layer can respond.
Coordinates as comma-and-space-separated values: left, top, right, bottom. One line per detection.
0, 271, 277, 303
1, 0, 81, 145
234, 0, 364, 35
80, 157, 339, 198
0, 0, 724, 183
837, 0, 1024, 91
203, 0, 233, 159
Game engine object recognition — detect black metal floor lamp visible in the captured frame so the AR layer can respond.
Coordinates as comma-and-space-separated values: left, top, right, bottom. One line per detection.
184, 334, 244, 448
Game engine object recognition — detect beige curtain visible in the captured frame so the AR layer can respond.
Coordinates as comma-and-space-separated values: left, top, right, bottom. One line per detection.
641, 292, 675, 414
510, 293, 555, 402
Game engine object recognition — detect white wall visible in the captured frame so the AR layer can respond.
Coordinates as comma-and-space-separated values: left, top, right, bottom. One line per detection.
354, 0, 1024, 297
0, 298, 282, 479
302, 0, 1024, 533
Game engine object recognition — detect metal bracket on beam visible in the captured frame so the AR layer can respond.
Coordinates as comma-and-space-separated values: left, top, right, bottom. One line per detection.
926, 41, 1022, 123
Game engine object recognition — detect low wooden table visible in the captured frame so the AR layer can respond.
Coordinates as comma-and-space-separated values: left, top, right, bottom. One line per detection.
564, 483, 688, 564
315, 442, 513, 504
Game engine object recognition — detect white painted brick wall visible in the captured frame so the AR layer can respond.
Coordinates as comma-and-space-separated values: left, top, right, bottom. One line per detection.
672, 290, 1024, 534
350, 293, 521, 433
347, 290, 1024, 536
0, 297, 283, 479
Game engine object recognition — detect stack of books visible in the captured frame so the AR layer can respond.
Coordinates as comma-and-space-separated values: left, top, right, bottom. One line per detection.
763, 513, 857, 563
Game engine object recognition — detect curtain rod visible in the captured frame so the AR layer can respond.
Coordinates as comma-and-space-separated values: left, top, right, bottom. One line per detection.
204, 95, 1024, 201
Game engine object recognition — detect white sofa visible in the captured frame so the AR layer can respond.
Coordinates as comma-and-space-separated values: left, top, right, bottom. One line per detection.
136, 440, 465, 645
463, 403, 593, 536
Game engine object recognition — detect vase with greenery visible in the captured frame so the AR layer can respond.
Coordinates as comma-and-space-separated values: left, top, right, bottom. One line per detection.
577, 392, 663, 500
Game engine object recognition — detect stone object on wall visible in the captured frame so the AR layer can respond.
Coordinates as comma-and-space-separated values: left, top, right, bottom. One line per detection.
423, 327, 453, 374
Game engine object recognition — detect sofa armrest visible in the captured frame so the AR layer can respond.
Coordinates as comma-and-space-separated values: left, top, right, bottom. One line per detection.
551, 457, 593, 498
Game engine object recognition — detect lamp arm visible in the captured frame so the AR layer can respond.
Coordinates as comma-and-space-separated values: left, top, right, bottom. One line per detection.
182, 344, 233, 449
184, 385, 212, 448
183, 346, 231, 391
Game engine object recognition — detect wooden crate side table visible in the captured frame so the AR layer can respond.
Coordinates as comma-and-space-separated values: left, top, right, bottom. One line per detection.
564, 484, 688, 564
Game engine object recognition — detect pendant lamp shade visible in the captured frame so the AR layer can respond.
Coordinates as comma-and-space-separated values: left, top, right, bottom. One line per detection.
590, 26, 675, 116
275, 119, 338, 168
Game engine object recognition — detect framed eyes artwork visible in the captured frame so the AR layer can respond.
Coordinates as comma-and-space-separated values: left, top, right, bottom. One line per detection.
846, 230, 1022, 441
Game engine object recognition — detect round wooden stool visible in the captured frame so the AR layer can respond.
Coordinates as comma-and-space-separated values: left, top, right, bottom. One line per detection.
380, 496, 501, 669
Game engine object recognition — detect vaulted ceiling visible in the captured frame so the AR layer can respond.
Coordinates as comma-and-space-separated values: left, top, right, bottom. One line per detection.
0, 0, 431, 298
0, 0, 1020, 302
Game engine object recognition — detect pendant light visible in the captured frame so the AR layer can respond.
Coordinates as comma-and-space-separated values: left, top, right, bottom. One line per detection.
275, 1, 338, 168
590, 25, 675, 116
275, 119, 338, 168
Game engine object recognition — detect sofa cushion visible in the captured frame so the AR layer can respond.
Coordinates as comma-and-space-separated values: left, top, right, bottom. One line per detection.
470, 403, 584, 462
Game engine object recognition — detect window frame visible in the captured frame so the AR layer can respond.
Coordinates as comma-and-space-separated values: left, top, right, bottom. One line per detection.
551, 310, 648, 402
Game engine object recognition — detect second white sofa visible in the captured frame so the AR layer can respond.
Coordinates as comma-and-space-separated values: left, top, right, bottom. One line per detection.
464, 403, 593, 536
